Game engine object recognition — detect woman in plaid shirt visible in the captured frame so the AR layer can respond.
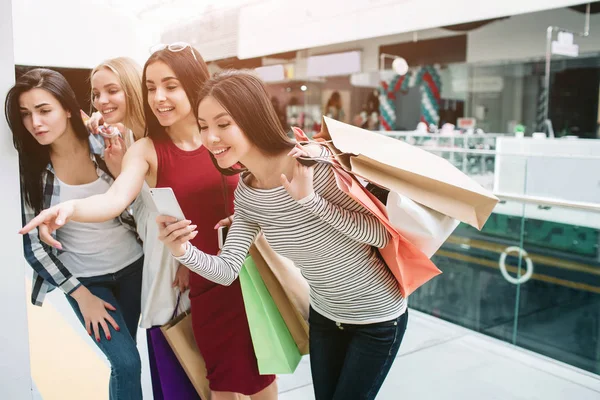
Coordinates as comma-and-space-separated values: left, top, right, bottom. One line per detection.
5, 69, 144, 400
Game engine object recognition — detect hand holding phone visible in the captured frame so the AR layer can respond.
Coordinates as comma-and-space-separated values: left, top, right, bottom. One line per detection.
149, 188, 186, 221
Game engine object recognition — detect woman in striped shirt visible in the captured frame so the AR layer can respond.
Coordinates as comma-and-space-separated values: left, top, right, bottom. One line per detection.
157, 70, 409, 400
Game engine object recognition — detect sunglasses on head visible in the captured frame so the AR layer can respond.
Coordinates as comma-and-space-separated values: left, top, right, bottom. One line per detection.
149, 42, 198, 62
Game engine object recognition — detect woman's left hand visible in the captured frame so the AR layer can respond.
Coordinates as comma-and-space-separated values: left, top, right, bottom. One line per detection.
213, 215, 233, 230
104, 135, 127, 177
172, 263, 190, 292
280, 145, 315, 201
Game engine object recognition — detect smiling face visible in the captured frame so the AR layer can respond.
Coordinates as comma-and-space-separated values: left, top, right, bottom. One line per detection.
145, 61, 193, 129
91, 68, 127, 124
19, 88, 70, 146
197, 95, 253, 169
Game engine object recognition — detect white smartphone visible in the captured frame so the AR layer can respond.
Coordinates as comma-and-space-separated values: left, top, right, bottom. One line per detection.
217, 225, 229, 249
149, 188, 186, 221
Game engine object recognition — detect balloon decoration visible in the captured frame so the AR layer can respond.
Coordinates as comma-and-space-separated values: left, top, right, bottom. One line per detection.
378, 65, 442, 131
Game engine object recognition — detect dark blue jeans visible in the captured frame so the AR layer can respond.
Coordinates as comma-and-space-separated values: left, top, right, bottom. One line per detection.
66, 257, 144, 400
309, 307, 408, 400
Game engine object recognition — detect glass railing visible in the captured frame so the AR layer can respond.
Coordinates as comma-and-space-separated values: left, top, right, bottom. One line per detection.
404, 135, 600, 375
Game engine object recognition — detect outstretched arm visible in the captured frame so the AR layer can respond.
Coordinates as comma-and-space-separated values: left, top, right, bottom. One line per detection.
19, 138, 153, 243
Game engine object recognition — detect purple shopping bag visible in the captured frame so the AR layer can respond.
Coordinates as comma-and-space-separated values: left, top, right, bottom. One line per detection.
146, 296, 202, 400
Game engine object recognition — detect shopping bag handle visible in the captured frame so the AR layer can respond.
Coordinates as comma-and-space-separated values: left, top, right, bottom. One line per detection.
289, 127, 351, 168
171, 292, 183, 320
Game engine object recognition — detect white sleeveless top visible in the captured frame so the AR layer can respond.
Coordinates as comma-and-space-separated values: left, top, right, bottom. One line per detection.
56, 177, 143, 277
132, 181, 191, 328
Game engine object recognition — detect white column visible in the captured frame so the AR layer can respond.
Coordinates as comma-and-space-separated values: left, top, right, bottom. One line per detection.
0, 0, 33, 398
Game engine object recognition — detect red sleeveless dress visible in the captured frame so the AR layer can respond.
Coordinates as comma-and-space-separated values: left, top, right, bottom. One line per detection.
154, 137, 275, 395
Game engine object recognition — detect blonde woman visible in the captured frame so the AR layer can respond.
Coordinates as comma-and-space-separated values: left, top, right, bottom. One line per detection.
87, 57, 194, 398
89, 57, 145, 144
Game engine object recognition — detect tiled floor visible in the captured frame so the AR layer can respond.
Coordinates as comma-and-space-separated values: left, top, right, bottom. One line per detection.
27, 282, 600, 399
278, 313, 600, 399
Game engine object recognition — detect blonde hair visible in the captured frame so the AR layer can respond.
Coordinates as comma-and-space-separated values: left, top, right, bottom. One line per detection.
91, 57, 145, 146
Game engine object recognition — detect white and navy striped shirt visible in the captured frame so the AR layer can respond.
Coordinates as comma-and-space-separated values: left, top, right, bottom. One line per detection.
176, 156, 406, 324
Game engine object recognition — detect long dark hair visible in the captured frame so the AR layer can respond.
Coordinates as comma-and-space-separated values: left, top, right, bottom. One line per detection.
5, 68, 89, 213
142, 46, 209, 140
196, 69, 296, 175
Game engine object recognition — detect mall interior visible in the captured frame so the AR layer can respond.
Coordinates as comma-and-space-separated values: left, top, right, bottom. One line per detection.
1, 1, 600, 399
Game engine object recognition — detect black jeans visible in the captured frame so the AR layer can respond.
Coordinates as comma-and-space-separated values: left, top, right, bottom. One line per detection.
66, 256, 144, 400
309, 307, 408, 400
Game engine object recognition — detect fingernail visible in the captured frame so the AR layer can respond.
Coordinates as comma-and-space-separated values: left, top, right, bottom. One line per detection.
107, 336, 111, 341
96, 338, 100, 343
55, 244, 62, 250
56, 219, 63, 225
190, 225, 197, 230
116, 327, 120, 332
214, 224, 219, 229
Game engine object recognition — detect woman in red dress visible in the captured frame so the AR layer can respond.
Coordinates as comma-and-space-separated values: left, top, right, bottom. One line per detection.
20, 45, 277, 399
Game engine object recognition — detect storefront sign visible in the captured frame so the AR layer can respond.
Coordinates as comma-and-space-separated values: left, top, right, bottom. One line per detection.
452, 77, 504, 93
306, 51, 362, 78
254, 63, 295, 82
255, 64, 285, 82
350, 71, 381, 88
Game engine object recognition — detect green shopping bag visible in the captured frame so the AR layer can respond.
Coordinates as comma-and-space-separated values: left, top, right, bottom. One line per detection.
240, 255, 302, 375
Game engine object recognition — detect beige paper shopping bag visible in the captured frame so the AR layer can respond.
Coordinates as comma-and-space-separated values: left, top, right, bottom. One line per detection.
252, 233, 310, 321
320, 116, 498, 230
161, 312, 212, 400
249, 235, 310, 355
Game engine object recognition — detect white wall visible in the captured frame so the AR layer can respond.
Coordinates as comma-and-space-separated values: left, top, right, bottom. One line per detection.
1, 1, 33, 399
237, 0, 591, 59
12, 0, 157, 68
254, 6, 599, 80
161, 6, 240, 62
467, 7, 600, 63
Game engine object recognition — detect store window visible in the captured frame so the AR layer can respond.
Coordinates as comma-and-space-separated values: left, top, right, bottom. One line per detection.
433, 55, 600, 137
264, 76, 381, 137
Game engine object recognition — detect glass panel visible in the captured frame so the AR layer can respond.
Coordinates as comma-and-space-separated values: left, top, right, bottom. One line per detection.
409, 150, 528, 343
409, 133, 600, 375
408, 211, 522, 339
514, 150, 600, 374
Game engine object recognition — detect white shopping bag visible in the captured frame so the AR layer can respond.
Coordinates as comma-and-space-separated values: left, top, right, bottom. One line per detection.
386, 191, 460, 258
